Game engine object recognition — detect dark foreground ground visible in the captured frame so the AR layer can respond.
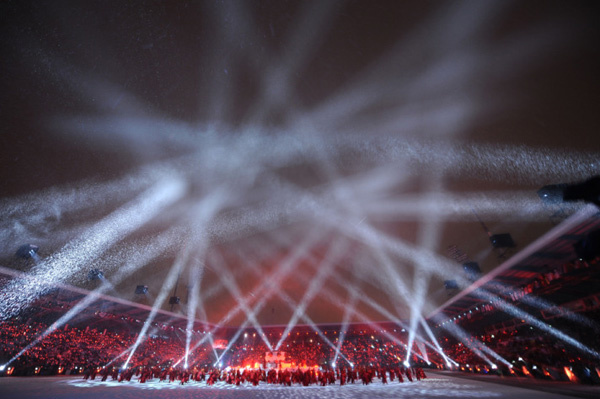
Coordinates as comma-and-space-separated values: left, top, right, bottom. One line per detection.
1, 370, 599, 399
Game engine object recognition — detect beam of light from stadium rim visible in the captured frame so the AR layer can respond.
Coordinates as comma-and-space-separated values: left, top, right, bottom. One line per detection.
105, 345, 135, 367
440, 321, 509, 368
195, 299, 220, 362
208, 250, 274, 352
123, 246, 191, 370
366, 243, 427, 367
295, 312, 354, 367
404, 172, 444, 367
123, 192, 225, 370
405, 283, 426, 366
335, 218, 497, 364
274, 238, 348, 351
0, 176, 187, 323
185, 261, 204, 369
475, 288, 600, 360
332, 288, 358, 368
488, 282, 600, 331
419, 317, 457, 367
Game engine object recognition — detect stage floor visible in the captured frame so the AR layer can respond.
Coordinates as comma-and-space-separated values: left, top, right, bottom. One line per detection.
0, 371, 597, 399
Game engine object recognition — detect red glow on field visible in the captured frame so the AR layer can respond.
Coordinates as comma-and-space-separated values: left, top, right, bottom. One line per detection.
564, 367, 578, 382
212, 339, 228, 350
543, 369, 552, 378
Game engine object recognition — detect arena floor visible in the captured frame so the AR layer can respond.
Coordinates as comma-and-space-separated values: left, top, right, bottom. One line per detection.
1, 371, 598, 399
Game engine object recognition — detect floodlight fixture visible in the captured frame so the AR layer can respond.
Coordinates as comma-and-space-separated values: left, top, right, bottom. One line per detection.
463, 262, 481, 282
489, 233, 515, 249
16, 244, 39, 259
135, 285, 148, 295
537, 184, 567, 205
88, 269, 104, 280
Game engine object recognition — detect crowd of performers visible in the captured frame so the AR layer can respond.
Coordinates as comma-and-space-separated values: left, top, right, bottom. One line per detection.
80, 363, 427, 386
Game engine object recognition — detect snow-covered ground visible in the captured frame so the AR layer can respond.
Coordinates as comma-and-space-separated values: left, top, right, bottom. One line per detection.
0, 372, 584, 399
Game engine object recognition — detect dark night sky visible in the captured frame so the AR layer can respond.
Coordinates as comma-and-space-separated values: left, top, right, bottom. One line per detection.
1, 0, 600, 326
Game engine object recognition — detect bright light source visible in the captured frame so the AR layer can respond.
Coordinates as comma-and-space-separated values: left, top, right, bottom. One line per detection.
0, 365, 6, 371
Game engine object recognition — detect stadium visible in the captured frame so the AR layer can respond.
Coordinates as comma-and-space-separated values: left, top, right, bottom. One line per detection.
1, 1, 600, 398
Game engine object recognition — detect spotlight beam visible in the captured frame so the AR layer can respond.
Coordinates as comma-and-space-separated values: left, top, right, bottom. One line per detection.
419, 317, 455, 366
332, 287, 358, 368
475, 288, 600, 360
185, 260, 205, 368
185, 231, 324, 358
122, 245, 192, 369
440, 320, 509, 368
209, 249, 274, 351
123, 190, 225, 369
0, 177, 187, 322
275, 238, 347, 350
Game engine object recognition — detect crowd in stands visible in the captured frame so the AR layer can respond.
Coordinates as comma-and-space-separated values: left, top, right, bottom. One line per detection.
0, 319, 214, 376
1, 257, 598, 385
508, 258, 597, 303
431, 255, 600, 384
